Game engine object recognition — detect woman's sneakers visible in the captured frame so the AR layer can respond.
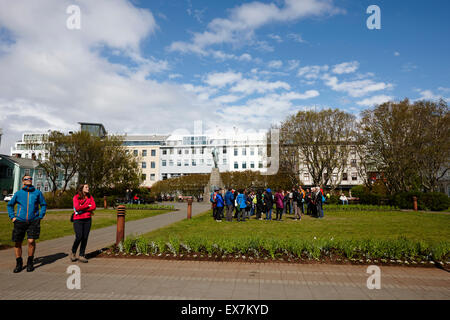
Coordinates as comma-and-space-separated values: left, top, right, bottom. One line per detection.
13, 257, 23, 273
78, 255, 88, 263
69, 252, 77, 262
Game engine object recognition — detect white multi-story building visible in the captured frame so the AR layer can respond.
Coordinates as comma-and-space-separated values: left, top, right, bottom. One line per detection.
11, 133, 50, 161
159, 130, 268, 180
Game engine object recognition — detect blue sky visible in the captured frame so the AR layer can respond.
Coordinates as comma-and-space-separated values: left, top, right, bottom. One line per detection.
0, 0, 449, 153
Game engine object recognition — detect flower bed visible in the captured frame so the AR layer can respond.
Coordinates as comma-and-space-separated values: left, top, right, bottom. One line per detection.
124, 204, 176, 210
102, 235, 450, 267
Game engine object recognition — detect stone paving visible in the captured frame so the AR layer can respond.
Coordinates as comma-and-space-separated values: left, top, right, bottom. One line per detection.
0, 202, 449, 300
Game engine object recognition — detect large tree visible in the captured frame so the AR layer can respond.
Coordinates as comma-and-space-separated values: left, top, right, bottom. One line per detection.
358, 98, 449, 194
279, 109, 356, 189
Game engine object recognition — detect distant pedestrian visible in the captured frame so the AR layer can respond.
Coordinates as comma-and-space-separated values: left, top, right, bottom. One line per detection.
215, 189, 224, 222
236, 190, 247, 222
265, 188, 273, 221
256, 190, 264, 220
70, 184, 96, 263
275, 189, 284, 221
7, 175, 47, 273
224, 188, 235, 222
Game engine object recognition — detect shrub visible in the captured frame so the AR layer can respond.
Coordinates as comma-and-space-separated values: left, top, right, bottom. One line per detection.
44, 190, 77, 209
394, 191, 450, 211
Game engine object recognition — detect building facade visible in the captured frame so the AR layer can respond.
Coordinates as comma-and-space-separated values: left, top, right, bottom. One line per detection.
123, 135, 168, 188
11, 133, 50, 161
159, 130, 268, 180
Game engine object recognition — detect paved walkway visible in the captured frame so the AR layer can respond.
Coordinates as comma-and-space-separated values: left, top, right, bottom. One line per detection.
0, 202, 449, 300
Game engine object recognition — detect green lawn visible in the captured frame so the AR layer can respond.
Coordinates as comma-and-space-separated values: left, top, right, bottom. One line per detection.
0, 201, 7, 212
142, 209, 450, 244
0, 208, 173, 248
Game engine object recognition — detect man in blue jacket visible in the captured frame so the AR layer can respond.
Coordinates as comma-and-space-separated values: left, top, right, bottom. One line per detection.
224, 188, 234, 222
215, 188, 224, 222
7, 175, 47, 273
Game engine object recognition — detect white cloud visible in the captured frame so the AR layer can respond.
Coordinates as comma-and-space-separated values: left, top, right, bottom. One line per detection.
297, 65, 329, 79
169, 0, 343, 54
213, 94, 242, 104
356, 95, 393, 107
287, 33, 306, 43
414, 89, 448, 101
268, 60, 283, 69
268, 34, 283, 42
204, 71, 242, 87
230, 78, 291, 95
287, 60, 300, 71
332, 61, 359, 74
394, 51, 400, 56
322, 73, 393, 97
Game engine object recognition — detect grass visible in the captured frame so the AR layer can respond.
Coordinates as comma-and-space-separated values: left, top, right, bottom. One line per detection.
0, 208, 173, 249
0, 201, 7, 212
112, 208, 450, 263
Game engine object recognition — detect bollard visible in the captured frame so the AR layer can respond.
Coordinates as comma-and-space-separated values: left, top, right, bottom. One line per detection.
187, 197, 193, 220
413, 196, 418, 211
104, 196, 107, 209
116, 205, 126, 246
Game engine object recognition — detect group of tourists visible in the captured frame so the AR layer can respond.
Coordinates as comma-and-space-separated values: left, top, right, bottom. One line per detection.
7, 174, 96, 273
210, 186, 326, 222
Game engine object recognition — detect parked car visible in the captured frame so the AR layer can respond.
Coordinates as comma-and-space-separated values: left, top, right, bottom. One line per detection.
3, 194, 13, 202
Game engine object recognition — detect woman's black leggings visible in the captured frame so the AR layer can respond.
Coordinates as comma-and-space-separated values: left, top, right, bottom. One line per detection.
72, 218, 92, 256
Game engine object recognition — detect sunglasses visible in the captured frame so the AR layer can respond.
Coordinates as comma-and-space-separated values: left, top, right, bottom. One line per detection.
23, 178, 33, 181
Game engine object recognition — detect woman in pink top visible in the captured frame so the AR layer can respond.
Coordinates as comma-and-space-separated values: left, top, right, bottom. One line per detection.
275, 189, 285, 221
70, 184, 96, 263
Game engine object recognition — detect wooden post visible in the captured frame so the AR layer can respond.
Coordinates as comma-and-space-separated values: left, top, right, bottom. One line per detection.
116, 205, 126, 246
187, 197, 193, 220
413, 196, 418, 211
104, 196, 107, 209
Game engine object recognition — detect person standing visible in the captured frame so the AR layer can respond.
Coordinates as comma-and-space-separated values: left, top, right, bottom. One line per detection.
210, 190, 218, 220
265, 188, 273, 221
314, 187, 324, 219
236, 190, 247, 222
305, 188, 312, 215
275, 189, 284, 221
70, 184, 96, 263
215, 189, 224, 222
224, 188, 235, 222
292, 187, 300, 221
256, 190, 264, 220
8, 175, 47, 273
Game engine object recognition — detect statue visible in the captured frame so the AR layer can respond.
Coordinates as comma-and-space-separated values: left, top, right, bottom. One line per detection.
211, 147, 219, 168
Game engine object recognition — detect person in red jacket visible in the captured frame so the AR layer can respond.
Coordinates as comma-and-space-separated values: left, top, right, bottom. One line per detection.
70, 184, 96, 263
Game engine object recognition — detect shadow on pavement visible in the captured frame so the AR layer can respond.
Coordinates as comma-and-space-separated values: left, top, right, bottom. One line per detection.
34, 252, 68, 269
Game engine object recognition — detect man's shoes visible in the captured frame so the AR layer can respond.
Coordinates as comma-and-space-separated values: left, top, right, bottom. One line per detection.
26, 256, 34, 272
78, 256, 88, 263
13, 257, 23, 273
69, 252, 77, 262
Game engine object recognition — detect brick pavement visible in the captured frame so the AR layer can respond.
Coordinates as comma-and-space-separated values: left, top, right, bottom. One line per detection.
0, 201, 449, 300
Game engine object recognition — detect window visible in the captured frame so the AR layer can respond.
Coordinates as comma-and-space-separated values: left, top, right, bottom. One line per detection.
133, 150, 138, 156
250, 148, 255, 156
207, 159, 212, 166
178, 149, 182, 155
185, 149, 189, 155
242, 162, 247, 169
142, 174, 146, 180
192, 160, 196, 166
170, 149, 174, 155
258, 147, 263, 156
184, 160, 189, 166
169, 160, 174, 166
24, 169, 30, 176
192, 148, 196, 155
250, 161, 255, 169
352, 172, 357, 181
242, 148, 246, 156
142, 162, 147, 169
162, 149, 167, 155
351, 159, 357, 168
332, 173, 338, 180
234, 162, 239, 169
303, 173, 309, 181
223, 158, 227, 165
38, 170, 43, 178
162, 160, 167, 167
162, 173, 168, 180
201, 147, 205, 154
142, 150, 147, 157
223, 146, 227, 154
234, 148, 238, 156
151, 162, 156, 168
151, 150, 156, 157
150, 174, 155, 181
342, 172, 348, 181
258, 161, 263, 169
177, 160, 181, 167
44, 183, 49, 192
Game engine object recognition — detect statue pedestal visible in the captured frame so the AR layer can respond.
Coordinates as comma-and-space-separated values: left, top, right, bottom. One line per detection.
204, 168, 224, 199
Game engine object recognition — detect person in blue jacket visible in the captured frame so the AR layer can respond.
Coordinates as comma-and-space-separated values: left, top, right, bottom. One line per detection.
224, 188, 235, 222
215, 188, 224, 222
7, 175, 47, 273
236, 190, 247, 222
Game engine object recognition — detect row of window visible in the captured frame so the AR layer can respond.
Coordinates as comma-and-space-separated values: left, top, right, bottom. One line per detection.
141, 162, 156, 169
161, 147, 264, 156
141, 173, 156, 181
234, 162, 264, 169
132, 149, 156, 157
161, 159, 218, 167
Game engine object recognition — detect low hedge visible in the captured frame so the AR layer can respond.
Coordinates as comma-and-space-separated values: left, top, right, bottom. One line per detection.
394, 192, 450, 211
115, 235, 449, 263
